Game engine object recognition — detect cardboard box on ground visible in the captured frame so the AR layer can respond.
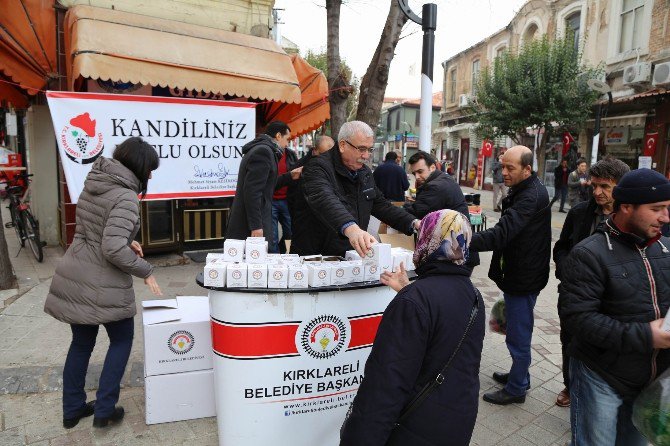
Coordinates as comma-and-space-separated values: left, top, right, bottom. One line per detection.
142, 296, 216, 425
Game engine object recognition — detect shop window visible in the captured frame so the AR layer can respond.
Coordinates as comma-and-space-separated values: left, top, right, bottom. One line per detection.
395, 111, 400, 131
566, 12, 581, 52
619, 0, 645, 53
449, 68, 457, 103
471, 60, 480, 95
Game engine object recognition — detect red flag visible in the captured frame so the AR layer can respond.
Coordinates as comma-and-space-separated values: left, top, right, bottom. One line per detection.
481, 139, 493, 157
563, 132, 575, 156
644, 131, 658, 156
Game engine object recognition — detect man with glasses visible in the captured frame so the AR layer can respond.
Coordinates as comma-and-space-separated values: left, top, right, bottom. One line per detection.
302, 121, 419, 257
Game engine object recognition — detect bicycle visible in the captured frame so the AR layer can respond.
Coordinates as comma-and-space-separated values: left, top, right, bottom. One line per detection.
2, 173, 44, 262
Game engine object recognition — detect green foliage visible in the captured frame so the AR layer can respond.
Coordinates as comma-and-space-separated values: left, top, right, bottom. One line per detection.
472, 35, 602, 142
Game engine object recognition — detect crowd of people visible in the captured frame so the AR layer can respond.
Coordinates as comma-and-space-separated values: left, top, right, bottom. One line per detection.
42, 120, 670, 446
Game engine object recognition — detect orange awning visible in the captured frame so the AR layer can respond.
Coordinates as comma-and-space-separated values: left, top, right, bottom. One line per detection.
260, 54, 330, 137
65, 5, 301, 104
0, 0, 57, 101
0, 80, 29, 108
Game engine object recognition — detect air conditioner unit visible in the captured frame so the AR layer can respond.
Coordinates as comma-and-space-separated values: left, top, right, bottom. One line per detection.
652, 61, 670, 86
458, 94, 470, 107
623, 62, 652, 86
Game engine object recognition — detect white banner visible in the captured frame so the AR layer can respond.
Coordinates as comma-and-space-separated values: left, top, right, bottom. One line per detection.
208, 286, 395, 446
46, 91, 256, 202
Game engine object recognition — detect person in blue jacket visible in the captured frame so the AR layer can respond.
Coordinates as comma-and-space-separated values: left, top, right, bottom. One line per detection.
340, 209, 485, 446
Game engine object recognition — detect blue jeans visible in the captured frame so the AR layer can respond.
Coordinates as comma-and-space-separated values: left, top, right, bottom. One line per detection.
271, 199, 291, 254
569, 359, 647, 446
503, 292, 537, 396
63, 317, 134, 419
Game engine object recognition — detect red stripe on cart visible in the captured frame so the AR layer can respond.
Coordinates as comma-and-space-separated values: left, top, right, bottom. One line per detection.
347, 314, 383, 350
211, 320, 300, 359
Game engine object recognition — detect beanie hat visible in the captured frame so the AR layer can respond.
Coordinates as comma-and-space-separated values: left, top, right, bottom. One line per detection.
613, 168, 670, 204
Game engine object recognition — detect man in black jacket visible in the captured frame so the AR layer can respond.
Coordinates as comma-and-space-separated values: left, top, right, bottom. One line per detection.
372, 151, 409, 201
271, 143, 300, 253
225, 121, 291, 245
404, 151, 479, 268
287, 135, 334, 256
470, 145, 551, 405
559, 168, 670, 446
549, 159, 569, 212
552, 157, 629, 408
302, 121, 419, 257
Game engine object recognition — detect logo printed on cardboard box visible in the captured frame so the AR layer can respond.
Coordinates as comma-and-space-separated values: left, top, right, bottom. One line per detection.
168, 330, 195, 355
250, 249, 260, 259
298, 315, 348, 359
252, 270, 262, 280
369, 265, 377, 274
273, 271, 283, 280
227, 247, 238, 257
318, 270, 327, 280
352, 266, 361, 276
232, 270, 242, 280
208, 270, 218, 279
294, 271, 304, 280
336, 268, 344, 278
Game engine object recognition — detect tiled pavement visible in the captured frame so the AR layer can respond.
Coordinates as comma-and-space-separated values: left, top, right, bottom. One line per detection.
0, 189, 576, 446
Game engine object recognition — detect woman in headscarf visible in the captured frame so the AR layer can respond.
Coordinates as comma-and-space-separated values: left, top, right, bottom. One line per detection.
340, 209, 485, 446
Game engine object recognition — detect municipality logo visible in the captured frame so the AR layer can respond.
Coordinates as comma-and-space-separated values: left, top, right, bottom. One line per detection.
273, 271, 283, 280
59, 113, 104, 164
227, 247, 238, 257
168, 330, 195, 355
297, 315, 349, 360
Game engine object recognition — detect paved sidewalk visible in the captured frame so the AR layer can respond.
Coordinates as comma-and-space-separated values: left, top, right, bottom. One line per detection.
0, 189, 576, 446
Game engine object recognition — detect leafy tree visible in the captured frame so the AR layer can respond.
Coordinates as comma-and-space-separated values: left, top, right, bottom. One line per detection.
472, 35, 602, 177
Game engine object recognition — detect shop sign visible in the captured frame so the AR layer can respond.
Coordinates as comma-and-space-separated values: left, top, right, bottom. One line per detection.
604, 127, 629, 145
46, 91, 255, 203
5, 113, 17, 136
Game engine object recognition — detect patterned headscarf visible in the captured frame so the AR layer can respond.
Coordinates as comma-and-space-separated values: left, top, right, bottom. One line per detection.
413, 209, 472, 267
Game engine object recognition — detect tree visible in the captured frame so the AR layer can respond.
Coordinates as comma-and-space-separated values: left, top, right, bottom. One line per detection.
0, 209, 16, 290
355, 1, 409, 133
325, 0, 352, 139
472, 35, 602, 178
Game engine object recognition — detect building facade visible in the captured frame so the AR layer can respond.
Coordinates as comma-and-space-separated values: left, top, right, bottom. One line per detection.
435, 0, 670, 189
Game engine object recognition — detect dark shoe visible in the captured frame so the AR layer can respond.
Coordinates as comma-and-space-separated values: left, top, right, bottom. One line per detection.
483, 388, 526, 405
492, 372, 531, 390
556, 387, 571, 407
63, 400, 95, 429
493, 207, 501, 212
92, 406, 125, 428
559, 209, 567, 213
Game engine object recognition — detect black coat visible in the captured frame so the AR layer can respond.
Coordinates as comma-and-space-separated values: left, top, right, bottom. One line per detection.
287, 152, 326, 256
470, 173, 551, 294
273, 147, 299, 193
553, 165, 569, 189
340, 261, 485, 446
373, 160, 409, 201
225, 135, 281, 244
404, 170, 479, 268
553, 198, 600, 280
558, 221, 670, 401
302, 148, 416, 257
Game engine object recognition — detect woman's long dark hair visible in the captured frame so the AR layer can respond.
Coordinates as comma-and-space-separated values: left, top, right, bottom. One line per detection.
112, 137, 159, 198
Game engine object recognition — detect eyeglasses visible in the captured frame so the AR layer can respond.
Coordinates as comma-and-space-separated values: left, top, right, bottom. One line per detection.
344, 140, 376, 154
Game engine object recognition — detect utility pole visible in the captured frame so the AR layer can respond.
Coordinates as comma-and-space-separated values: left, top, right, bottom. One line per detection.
398, 1, 436, 153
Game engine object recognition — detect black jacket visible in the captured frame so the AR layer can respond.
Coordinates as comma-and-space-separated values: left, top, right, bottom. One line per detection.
559, 220, 670, 401
302, 148, 416, 257
287, 152, 326, 256
553, 165, 569, 189
373, 160, 409, 201
470, 173, 551, 294
225, 135, 281, 244
553, 198, 601, 280
404, 170, 479, 268
340, 261, 485, 446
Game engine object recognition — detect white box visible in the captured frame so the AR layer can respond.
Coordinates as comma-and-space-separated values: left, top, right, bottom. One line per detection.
142, 296, 213, 377
349, 260, 364, 282
308, 263, 332, 287
345, 250, 361, 261
268, 264, 289, 288
203, 260, 227, 287
245, 240, 268, 264
364, 263, 381, 281
145, 369, 215, 424
280, 254, 301, 264
223, 239, 245, 262
205, 252, 225, 263
331, 262, 353, 285
227, 263, 248, 288
363, 243, 392, 270
288, 264, 309, 288
247, 263, 268, 288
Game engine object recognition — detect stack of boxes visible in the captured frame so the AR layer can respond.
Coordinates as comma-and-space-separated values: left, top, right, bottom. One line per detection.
142, 296, 215, 424
203, 238, 415, 290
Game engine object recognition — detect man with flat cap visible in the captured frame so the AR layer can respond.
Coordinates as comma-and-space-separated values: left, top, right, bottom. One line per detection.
559, 168, 670, 446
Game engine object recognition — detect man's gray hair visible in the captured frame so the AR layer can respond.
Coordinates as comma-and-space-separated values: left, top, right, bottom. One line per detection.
338, 121, 374, 142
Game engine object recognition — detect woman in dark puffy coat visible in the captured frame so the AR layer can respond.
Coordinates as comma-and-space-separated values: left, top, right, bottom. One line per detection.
340, 209, 485, 446
45, 137, 162, 429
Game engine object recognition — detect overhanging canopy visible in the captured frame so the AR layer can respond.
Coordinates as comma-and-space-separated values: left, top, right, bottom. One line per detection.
0, 0, 57, 104
65, 5, 301, 104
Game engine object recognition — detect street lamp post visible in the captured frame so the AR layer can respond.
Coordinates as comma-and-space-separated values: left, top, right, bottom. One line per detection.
401, 121, 412, 169
398, 1, 436, 153
587, 78, 614, 166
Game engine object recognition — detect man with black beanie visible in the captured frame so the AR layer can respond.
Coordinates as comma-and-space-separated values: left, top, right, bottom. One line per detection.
559, 168, 670, 446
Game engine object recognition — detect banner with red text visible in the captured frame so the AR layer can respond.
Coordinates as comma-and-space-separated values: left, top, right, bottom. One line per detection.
46, 91, 256, 202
